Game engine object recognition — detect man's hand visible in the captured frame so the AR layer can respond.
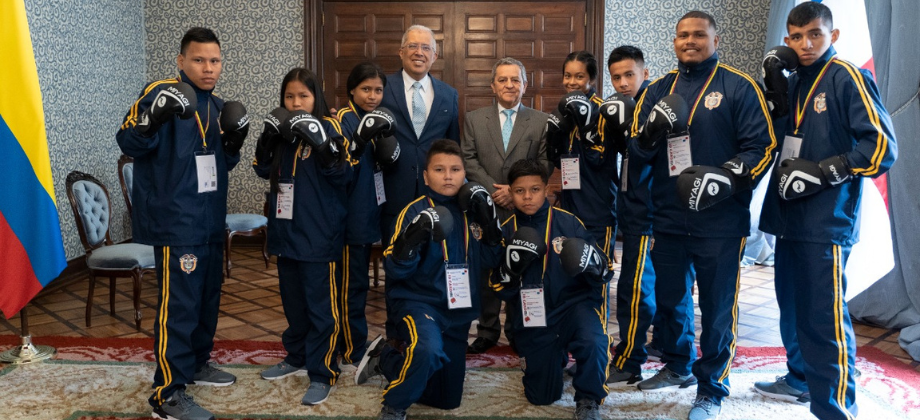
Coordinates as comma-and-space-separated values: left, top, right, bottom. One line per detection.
492, 184, 514, 209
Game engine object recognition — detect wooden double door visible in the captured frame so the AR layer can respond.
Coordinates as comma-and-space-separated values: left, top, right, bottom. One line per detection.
317, 0, 602, 120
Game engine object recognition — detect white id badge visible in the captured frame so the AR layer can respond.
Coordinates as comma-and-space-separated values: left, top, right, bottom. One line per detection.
445, 264, 472, 309
520, 287, 547, 328
374, 170, 386, 205
780, 135, 803, 162
561, 154, 581, 190
666, 134, 692, 177
621, 156, 629, 192
276, 182, 294, 220
195, 153, 218, 193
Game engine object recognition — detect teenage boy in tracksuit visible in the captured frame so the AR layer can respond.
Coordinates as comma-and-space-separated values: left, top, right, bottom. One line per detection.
355, 139, 502, 420
756, 3, 897, 420
490, 158, 613, 420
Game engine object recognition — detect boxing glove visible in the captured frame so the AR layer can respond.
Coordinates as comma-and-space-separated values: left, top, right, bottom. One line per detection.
255, 107, 290, 164
135, 82, 197, 137
282, 110, 340, 168
636, 94, 689, 151
545, 110, 569, 162
373, 135, 400, 168
391, 206, 454, 261
219, 101, 250, 156
457, 182, 502, 246
677, 158, 751, 211
762, 46, 799, 119
353, 107, 397, 158
499, 226, 547, 289
776, 155, 851, 200
599, 93, 637, 154
559, 237, 609, 279
558, 91, 599, 145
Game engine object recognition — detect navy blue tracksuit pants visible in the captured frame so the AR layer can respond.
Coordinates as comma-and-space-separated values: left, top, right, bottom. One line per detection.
379, 302, 470, 411
774, 240, 858, 420
336, 244, 371, 364
277, 257, 341, 386
516, 301, 611, 405
652, 233, 744, 399
150, 242, 223, 407
612, 234, 658, 374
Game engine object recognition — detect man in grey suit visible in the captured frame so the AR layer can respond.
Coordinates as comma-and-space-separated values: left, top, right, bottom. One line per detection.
461, 57, 552, 354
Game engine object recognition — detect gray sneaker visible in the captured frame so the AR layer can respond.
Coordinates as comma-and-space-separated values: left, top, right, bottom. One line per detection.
637, 367, 697, 392
356, 335, 385, 385
688, 394, 721, 420
606, 366, 643, 386
152, 389, 214, 420
377, 404, 407, 420
645, 344, 664, 362
754, 375, 810, 404
191, 362, 236, 386
260, 361, 308, 380
574, 398, 601, 420
301, 381, 334, 405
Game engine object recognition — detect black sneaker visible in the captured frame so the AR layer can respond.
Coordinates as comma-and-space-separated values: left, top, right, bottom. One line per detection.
606, 366, 643, 387
636, 367, 697, 392
356, 335, 384, 385
467, 337, 497, 354
574, 398, 601, 420
377, 404, 407, 420
152, 389, 215, 420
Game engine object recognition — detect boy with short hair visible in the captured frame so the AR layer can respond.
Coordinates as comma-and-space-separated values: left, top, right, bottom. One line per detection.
489, 158, 613, 420
355, 139, 502, 420
757, 3, 897, 420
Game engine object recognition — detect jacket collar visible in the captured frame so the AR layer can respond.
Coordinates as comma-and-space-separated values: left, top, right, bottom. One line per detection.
677, 52, 720, 76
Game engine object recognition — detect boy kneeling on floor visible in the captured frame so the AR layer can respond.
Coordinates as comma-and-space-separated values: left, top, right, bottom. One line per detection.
491, 158, 614, 420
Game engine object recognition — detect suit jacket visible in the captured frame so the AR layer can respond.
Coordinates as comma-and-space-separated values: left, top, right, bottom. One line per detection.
461, 103, 552, 220
379, 71, 461, 218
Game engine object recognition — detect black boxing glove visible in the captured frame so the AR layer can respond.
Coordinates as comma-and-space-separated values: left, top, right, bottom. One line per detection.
457, 182, 502, 246
219, 101, 250, 156
282, 110, 340, 168
255, 107, 290, 164
354, 107, 397, 158
558, 91, 599, 145
636, 94, 689, 151
391, 206, 454, 261
373, 135, 400, 168
559, 237, 610, 279
545, 110, 570, 162
135, 82, 197, 137
677, 158, 751, 211
599, 93, 637, 154
499, 226, 547, 289
763, 46, 799, 119
776, 155, 851, 200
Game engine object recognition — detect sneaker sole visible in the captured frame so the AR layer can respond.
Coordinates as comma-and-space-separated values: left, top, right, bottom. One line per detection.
356, 335, 384, 385
606, 377, 643, 388
753, 386, 809, 405
189, 379, 235, 387
152, 409, 215, 420
638, 379, 697, 393
261, 369, 309, 381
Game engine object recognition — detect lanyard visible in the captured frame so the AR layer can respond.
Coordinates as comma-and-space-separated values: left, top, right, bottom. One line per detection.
793, 56, 836, 135
426, 197, 468, 263
512, 207, 554, 281
193, 97, 211, 149
669, 62, 719, 127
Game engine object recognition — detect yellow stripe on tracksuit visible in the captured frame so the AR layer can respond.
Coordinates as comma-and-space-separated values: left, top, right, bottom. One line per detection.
340, 246, 355, 363
717, 238, 746, 387
834, 60, 889, 177
323, 262, 341, 385
615, 235, 650, 370
384, 196, 427, 257
153, 246, 173, 405
832, 245, 856, 419
718, 64, 777, 177
120, 78, 181, 130
595, 302, 611, 399
382, 315, 419, 398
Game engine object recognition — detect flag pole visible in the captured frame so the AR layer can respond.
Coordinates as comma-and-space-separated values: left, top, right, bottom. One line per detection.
0, 306, 56, 364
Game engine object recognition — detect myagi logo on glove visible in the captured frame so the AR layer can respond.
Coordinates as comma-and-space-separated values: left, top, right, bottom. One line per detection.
688, 172, 730, 210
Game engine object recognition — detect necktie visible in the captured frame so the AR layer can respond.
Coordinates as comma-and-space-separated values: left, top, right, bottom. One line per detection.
411, 82, 426, 137
501, 109, 515, 151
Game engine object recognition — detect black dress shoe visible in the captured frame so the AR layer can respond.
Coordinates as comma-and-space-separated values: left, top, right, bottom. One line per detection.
467, 337, 497, 354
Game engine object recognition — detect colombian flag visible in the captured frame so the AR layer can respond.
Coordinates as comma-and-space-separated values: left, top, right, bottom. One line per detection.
0, 0, 67, 318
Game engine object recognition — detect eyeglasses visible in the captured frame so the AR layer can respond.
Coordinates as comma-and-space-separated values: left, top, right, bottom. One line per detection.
403, 43, 434, 54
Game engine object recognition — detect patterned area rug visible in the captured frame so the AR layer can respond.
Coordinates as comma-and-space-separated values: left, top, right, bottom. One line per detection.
1, 336, 918, 420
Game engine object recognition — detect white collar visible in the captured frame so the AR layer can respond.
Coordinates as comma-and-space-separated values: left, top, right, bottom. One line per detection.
402, 70, 432, 93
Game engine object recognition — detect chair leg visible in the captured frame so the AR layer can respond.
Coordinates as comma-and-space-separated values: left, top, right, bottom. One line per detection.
86, 273, 96, 327
225, 231, 233, 278
132, 270, 143, 330
261, 227, 270, 268
109, 276, 117, 315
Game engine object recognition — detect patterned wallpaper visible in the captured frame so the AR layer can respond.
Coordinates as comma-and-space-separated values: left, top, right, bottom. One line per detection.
25, 0, 145, 260
602, 0, 771, 96
145, 0, 305, 216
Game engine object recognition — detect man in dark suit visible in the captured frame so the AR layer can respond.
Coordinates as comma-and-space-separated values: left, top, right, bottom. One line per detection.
379, 24, 461, 245
461, 57, 551, 353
